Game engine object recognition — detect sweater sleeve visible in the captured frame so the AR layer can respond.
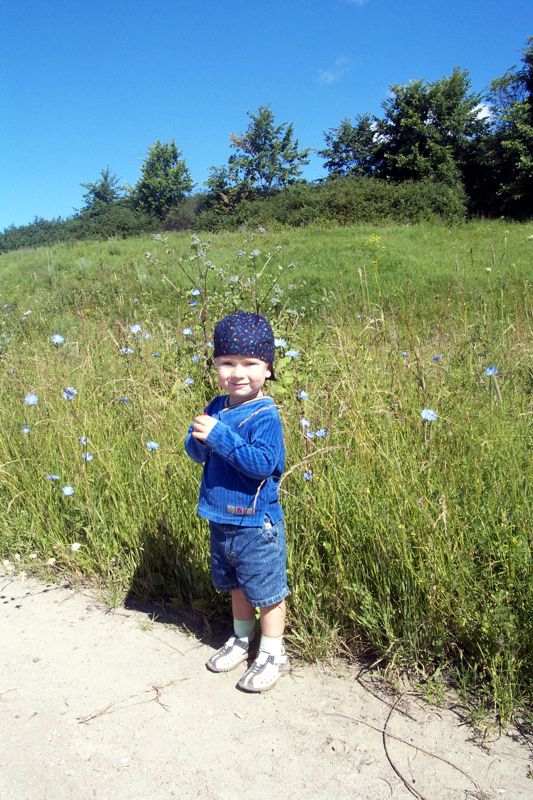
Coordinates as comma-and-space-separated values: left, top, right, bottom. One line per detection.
184, 398, 219, 464
184, 424, 209, 463
204, 410, 283, 480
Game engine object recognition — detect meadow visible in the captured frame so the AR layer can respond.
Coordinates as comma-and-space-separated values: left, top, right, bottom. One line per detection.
0, 221, 531, 722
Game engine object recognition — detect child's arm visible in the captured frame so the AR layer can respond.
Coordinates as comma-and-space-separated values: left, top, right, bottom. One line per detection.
184, 399, 218, 464
184, 424, 209, 463
204, 412, 283, 480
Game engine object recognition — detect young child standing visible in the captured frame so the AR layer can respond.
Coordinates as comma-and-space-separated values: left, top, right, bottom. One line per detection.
184, 310, 289, 692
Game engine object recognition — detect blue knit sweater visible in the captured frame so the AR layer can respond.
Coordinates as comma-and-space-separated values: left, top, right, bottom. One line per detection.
184, 395, 285, 526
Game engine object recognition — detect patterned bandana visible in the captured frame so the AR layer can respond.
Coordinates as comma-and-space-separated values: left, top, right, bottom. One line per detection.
213, 311, 275, 367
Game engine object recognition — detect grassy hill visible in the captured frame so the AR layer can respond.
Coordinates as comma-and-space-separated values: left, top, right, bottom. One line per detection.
0, 221, 531, 721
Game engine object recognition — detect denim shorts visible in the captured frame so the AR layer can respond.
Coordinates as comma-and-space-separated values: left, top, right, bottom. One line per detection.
209, 516, 288, 608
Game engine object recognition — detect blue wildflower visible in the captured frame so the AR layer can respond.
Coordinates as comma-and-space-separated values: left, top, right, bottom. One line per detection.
151, 352, 161, 358
401, 351, 408, 359
118, 396, 131, 403
300, 417, 311, 428
62, 387, 77, 401
130, 324, 142, 336
315, 428, 328, 438
296, 390, 309, 401
421, 408, 438, 422
183, 328, 193, 337
24, 392, 39, 406
191, 288, 201, 296
192, 355, 200, 364
146, 441, 159, 451
189, 301, 198, 307
81, 453, 94, 461
303, 470, 313, 481
120, 347, 134, 356
286, 349, 299, 359
142, 332, 151, 340
305, 430, 315, 440
184, 377, 194, 386
50, 334, 65, 346
485, 365, 499, 377
431, 354, 443, 362
62, 486, 75, 496
250, 249, 261, 258
21, 425, 31, 435
46, 474, 60, 481
78, 436, 88, 445
275, 338, 287, 348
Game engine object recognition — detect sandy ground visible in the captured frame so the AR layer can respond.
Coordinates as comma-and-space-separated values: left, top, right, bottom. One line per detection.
1, 576, 531, 800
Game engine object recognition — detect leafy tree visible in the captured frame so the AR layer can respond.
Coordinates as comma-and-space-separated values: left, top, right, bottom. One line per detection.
319, 114, 380, 178
376, 68, 486, 188
485, 37, 533, 217
209, 106, 310, 195
134, 140, 193, 220
80, 167, 124, 210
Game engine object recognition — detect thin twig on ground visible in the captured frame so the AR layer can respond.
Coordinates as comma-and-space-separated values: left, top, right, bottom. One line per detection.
326, 708, 481, 793
77, 678, 189, 724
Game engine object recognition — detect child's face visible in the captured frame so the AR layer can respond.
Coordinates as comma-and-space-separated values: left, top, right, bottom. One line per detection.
215, 354, 271, 405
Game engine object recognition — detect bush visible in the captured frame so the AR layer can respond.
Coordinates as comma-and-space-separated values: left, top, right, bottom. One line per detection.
197, 178, 467, 231
162, 195, 210, 232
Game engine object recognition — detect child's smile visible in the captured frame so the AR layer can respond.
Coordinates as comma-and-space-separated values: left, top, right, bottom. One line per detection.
215, 355, 271, 405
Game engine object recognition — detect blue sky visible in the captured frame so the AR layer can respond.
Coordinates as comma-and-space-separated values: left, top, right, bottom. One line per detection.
1, 0, 530, 230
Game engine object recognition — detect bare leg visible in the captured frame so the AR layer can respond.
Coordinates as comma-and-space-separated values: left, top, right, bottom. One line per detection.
259, 599, 286, 637
231, 588, 254, 621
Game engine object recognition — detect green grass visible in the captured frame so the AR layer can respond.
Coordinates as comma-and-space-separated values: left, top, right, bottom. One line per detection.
0, 220, 531, 722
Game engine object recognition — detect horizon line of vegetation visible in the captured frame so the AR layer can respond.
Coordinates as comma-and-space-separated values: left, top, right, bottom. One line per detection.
1, 36, 532, 252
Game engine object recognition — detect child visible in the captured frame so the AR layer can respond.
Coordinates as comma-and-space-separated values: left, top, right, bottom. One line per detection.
184, 310, 289, 692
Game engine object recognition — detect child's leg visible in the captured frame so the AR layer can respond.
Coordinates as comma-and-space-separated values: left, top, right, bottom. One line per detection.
259, 599, 286, 638
237, 600, 288, 692
205, 589, 255, 673
231, 588, 256, 641
231, 588, 255, 622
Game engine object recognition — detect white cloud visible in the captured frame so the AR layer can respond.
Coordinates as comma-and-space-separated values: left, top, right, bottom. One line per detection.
318, 57, 350, 86
474, 103, 492, 121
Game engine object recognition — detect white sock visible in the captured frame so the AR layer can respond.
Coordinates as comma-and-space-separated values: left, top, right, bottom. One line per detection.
234, 617, 255, 642
259, 634, 284, 656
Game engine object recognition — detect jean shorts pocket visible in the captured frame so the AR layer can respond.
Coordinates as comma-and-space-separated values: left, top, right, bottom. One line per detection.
261, 518, 279, 546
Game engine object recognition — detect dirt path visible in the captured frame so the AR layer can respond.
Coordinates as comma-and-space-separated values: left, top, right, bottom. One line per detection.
1, 575, 531, 800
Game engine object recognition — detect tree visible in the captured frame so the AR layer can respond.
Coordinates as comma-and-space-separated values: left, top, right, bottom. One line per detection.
319, 114, 380, 178
80, 166, 124, 210
209, 106, 310, 195
134, 140, 193, 220
485, 37, 533, 217
376, 69, 486, 188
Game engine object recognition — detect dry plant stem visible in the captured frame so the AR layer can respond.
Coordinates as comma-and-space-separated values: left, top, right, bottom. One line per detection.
78, 678, 189, 724
382, 694, 429, 800
278, 445, 345, 487
328, 706, 481, 793
356, 673, 419, 723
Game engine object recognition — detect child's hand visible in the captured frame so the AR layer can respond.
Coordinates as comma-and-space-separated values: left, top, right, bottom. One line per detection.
191, 414, 218, 441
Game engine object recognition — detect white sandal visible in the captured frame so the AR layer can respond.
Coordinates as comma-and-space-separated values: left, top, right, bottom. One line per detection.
236, 649, 289, 692
206, 636, 250, 672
